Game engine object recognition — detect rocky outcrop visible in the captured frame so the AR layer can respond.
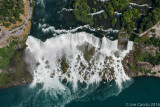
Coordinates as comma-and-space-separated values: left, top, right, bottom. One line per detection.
122, 43, 160, 78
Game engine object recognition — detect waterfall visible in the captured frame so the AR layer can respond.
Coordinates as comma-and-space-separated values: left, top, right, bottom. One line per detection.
24, 32, 134, 106
25, 32, 133, 90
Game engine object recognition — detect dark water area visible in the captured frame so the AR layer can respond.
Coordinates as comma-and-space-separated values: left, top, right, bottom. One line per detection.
67, 76, 160, 107
0, 77, 160, 106
30, 0, 66, 40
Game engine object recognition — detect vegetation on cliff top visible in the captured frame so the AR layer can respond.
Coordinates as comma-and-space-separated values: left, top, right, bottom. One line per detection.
111, 0, 129, 11
123, 44, 160, 77
0, 0, 24, 27
72, 0, 140, 33
138, 1, 160, 33
70, 0, 160, 38
122, 8, 140, 33
134, 36, 160, 47
0, 40, 24, 69
135, 49, 160, 66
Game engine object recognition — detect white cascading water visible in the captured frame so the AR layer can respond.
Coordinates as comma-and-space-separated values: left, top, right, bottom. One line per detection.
25, 32, 133, 91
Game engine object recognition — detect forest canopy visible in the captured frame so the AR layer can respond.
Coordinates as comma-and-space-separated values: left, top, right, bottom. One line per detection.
0, 0, 24, 27
73, 0, 94, 25
72, 0, 160, 36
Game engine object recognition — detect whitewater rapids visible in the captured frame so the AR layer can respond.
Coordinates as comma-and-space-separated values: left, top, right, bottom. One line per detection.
25, 32, 133, 91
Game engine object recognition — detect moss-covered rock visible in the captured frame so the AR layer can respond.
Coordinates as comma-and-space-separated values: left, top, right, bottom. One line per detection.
83, 46, 95, 62
0, 48, 32, 88
60, 58, 69, 73
0, 38, 32, 88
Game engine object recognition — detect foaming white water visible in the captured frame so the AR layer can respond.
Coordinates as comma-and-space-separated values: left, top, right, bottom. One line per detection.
114, 12, 122, 16
88, 10, 105, 16
129, 3, 152, 8
26, 32, 133, 90
99, 0, 109, 2
39, 24, 119, 39
129, 3, 149, 7
40, 24, 93, 35
62, 8, 73, 12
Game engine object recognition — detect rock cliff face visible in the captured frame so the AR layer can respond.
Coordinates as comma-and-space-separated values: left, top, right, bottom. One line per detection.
122, 44, 160, 78
0, 39, 32, 88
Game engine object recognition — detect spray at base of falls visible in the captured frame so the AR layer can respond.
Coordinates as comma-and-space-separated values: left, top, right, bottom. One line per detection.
25, 32, 133, 106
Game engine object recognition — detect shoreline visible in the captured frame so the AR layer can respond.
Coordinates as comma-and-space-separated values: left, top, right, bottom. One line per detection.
129, 74, 160, 79
0, 0, 35, 89
1, 75, 160, 89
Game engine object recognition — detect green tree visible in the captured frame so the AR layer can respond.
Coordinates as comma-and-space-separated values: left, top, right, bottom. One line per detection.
105, 3, 114, 16
122, 8, 140, 33
111, 0, 129, 10
73, 0, 94, 25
